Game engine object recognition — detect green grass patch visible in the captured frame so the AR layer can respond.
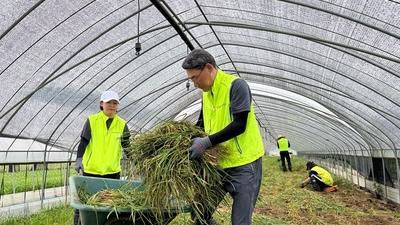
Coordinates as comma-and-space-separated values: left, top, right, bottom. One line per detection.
0, 204, 73, 225
1, 166, 76, 195
1, 156, 399, 225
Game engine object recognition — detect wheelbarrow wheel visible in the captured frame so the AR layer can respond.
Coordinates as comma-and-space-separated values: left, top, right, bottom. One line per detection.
105, 215, 133, 225
105, 212, 179, 225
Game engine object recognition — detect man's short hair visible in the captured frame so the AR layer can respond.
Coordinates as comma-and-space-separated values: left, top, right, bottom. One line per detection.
182, 49, 217, 69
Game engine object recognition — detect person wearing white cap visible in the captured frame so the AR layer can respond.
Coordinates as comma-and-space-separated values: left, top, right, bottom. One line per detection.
74, 90, 130, 225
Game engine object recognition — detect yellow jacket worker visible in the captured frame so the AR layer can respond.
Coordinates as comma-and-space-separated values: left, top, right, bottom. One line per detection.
301, 161, 336, 192
277, 135, 291, 171
73, 90, 130, 225
183, 49, 264, 225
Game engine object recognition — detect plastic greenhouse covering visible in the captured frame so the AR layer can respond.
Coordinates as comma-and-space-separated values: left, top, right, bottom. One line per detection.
0, 0, 400, 212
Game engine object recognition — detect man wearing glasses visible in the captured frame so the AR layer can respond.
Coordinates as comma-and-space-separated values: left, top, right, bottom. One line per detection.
182, 49, 264, 225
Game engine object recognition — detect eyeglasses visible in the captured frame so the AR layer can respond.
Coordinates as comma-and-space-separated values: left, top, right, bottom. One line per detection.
188, 67, 205, 83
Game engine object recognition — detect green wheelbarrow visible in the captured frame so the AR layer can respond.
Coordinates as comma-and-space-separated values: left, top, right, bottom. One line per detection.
69, 176, 191, 225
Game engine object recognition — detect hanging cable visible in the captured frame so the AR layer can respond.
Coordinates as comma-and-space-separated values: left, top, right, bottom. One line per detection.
186, 46, 190, 91
135, 0, 142, 55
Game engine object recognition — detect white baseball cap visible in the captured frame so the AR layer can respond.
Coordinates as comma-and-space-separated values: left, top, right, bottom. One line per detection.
100, 90, 120, 103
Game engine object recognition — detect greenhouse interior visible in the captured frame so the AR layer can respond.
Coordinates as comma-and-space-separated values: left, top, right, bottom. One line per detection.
1, 0, 400, 224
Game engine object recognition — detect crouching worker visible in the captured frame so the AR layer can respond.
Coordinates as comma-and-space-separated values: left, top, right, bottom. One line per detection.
300, 161, 337, 192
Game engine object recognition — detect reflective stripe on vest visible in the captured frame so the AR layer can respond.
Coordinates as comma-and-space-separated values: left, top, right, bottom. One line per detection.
311, 166, 334, 186
202, 70, 264, 169
82, 111, 126, 175
277, 137, 289, 151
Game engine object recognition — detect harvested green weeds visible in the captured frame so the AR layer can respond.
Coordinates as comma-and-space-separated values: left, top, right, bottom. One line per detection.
126, 120, 228, 222
81, 121, 228, 223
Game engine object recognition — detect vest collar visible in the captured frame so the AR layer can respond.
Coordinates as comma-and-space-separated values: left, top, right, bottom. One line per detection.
99, 111, 116, 122
210, 69, 224, 96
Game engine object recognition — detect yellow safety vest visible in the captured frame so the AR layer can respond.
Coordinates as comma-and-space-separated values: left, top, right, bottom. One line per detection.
277, 137, 289, 151
311, 166, 334, 186
202, 70, 264, 169
82, 111, 126, 175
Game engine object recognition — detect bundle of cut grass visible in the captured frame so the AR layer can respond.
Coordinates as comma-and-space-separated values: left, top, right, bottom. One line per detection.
84, 188, 148, 211
125, 120, 228, 223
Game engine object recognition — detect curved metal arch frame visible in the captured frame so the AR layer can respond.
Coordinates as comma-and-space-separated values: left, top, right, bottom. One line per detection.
126, 71, 388, 153
254, 97, 368, 150
37, 41, 196, 153
214, 49, 400, 126
220, 59, 400, 125
0, 2, 396, 119
184, 21, 400, 64
184, 27, 400, 138
0, 0, 103, 79
0, 1, 396, 165
192, 0, 242, 76
250, 97, 372, 153
0, 22, 182, 129
0, 25, 189, 157
0, 0, 139, 114
0, 27, 192, 163
223, 69, 395, 154
0, 0, 396, 204
0, 10, 207, 149
137, 93, 345, 151
254, 112, 359, 155
263, 116, 346, 151
0, 0, 45, 40
276, 0, 400, 40
0, 2, 155, 119
256, 105, 356, 151
0, 10, 209, 120
43, 60, 188, 152
2, 17, 396, 141
252, 96, 374, 154
134, 89, 200, 132
222, 61, 399, 120
189, 26, 400, 82
253, 95, 396, 149
208, 32, 400, 89
78, 48, 396, 156
129, 78, 394, 185
234, 69, 398, 149
254, 104, 366, 173
176, 4, 400, 125
220, 59, 400, 123
43, 45, 396, 158
188, 6, 400, 61
267, 123, 336, 151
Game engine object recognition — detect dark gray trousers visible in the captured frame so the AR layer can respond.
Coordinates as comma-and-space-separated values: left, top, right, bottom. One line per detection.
279, 151, 291, 171
195, 157, 263, 225
310, 174, 329, 192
